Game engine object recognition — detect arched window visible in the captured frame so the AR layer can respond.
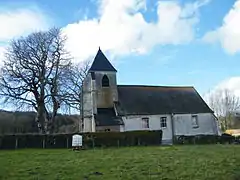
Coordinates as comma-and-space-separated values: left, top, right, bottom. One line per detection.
102, 75, 109, 87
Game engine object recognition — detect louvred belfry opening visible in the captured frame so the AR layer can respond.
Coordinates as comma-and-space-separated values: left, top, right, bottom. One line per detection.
102, 75, 109, 87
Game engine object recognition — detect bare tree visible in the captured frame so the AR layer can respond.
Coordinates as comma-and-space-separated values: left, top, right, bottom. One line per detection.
207, 88, 240, 130
0, 27, 71, 134
62, 61, 90, 132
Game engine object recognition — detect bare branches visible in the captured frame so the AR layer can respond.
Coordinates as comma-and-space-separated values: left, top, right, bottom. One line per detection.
62, 60, 90, 110
58, 60, 90, 132
0, 27, 90, 134
207, 88, 240, 130
0, 27, 72, 134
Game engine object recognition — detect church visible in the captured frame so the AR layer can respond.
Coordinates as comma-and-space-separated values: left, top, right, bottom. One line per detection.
82, 48, 219, 144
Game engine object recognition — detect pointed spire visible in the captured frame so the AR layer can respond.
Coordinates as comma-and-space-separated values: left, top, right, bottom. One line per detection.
89, 48, 117, 72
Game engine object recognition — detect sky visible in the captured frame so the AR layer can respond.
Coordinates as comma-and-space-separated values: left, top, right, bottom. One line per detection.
0, 0, 240, 103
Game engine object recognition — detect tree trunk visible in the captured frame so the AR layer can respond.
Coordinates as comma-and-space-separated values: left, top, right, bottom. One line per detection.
36, 102, 47, 134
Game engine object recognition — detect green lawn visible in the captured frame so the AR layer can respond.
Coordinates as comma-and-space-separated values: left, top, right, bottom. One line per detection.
0, 145, 239, 180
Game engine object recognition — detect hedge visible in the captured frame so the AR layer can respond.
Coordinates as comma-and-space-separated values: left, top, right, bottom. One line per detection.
0, 130, 162, 150
174, 134, 237, 145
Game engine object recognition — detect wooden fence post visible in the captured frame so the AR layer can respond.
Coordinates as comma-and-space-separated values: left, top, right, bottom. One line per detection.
138, 138, 141, 146
42, 137, 45, 149
66, 137, 69, 149
117, 140, 120, 147
92, 138, 95, 148
15, 137, 18, 149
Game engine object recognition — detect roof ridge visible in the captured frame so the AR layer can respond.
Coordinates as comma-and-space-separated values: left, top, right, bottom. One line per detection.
117, 84, 194, 88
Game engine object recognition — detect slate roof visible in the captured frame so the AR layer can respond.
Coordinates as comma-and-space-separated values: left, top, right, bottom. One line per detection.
95, 108, 123, 126
115, 85, 213, 115
89, 48, 117, 72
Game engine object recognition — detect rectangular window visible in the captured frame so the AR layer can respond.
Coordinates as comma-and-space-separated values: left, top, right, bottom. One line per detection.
192, 115, 199, 128
160, 117, 167, 128
142, 117, 149, 128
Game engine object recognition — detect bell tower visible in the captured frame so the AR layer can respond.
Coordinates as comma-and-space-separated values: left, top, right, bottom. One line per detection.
82, 47, 118, 132
88, 47, 118, 109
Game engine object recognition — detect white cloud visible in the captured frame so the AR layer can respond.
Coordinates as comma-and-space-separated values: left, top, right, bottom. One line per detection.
214, 77, 240, 97
0, 7, 49, 62
203, 76, 240, 106
181, 0, 210, 17
62, 0, 210, 62
0, 7, 49, 42
202, 0, 240, 54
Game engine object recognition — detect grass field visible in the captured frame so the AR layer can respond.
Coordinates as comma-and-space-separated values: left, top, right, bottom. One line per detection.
0, 145, 239, 180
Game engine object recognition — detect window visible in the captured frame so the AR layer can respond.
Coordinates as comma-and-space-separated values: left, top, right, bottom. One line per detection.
192, 115, 199, 128
160, 117, 167, 128
142, 117, 149, 128
102, 75, 109, 87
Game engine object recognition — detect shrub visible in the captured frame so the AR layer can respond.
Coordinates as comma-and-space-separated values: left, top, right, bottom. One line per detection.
219, 133, 235, 144
85, 130, 162, 148
174, 134, 236, 145
0, 130, 162, 150
0, 135, 16, 149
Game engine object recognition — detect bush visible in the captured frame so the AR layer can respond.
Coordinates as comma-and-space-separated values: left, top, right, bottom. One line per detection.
0, 135, 16, 149
234, 136, 240, 144
219, 133, 235, 144
85, 130, 162, 148
0, 130, 162, 150
174, 134, 236, 145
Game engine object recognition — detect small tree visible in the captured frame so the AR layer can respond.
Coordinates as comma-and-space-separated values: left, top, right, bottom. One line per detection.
0, 27, 71, 134
206, 88, 240, 131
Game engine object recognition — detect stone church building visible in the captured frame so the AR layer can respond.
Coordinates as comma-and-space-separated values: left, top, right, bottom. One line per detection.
82, 48, 219, 144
